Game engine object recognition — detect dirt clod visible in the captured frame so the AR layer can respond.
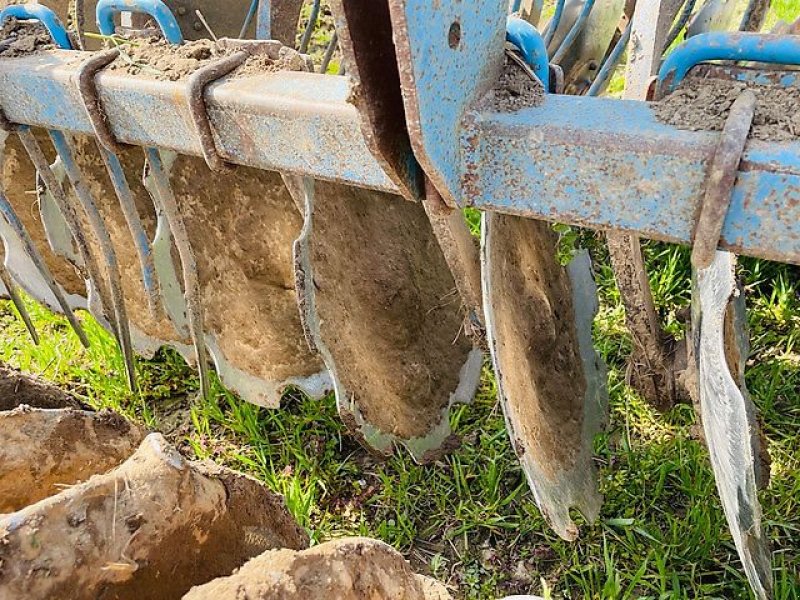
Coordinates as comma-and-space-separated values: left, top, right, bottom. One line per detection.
0, 363, 82, 410
655, 77, 800, 141
0, 406, 145, 512
183, 537, 452, 600
0, 18, 54, 57
479, 52, 545, 112
0, 432, 307, 599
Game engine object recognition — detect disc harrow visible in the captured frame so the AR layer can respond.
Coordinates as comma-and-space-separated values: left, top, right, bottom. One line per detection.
0, 0, 797, 597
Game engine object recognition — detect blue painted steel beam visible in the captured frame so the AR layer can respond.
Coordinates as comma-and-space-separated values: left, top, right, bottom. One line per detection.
2, 53, 800, 264
462, 93, 800, 265
0, 52, 396, 193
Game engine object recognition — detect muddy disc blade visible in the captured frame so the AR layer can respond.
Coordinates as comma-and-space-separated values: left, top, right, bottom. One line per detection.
165, 154, 331, 406
692, 251, 772, 600
293, 177, 482, 462
481, 213, 607, 541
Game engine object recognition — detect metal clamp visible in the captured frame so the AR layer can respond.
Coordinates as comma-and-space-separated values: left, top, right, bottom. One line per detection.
0, 4, 72, 50
96, 0, 183, 44
76, 49, 126, 153
186, 50, 250, 172
691, 90, 756, 269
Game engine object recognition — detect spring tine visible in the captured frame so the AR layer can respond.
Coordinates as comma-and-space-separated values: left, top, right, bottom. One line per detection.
0, 191, 90, 347
552, 0, 596, 64
664, 0, 697, 50
299, 0, 321, 53
144, 147, 210, 400
0, 263, 39, 345
16, 128, 112, 326
97, 145, 162, 319
542, 0, 566, 45
587, 19, 631, 97
319, 30, 338, 73
49, 130, 137, 392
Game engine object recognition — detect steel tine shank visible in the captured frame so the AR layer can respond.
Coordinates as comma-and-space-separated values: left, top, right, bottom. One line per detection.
0, 263, 39, 345
145, 147, 211, 400
77, 49, 164, 319
48, 130, 138, 391
0, 189, 90, 347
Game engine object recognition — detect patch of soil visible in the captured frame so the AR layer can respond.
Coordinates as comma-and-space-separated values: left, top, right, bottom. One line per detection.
0, 17, 54, 57
484, 214, 585, 476
168, 154, 323, 385
479, 52, 545, 112
232, 44, 312, 77
0, 363, 82, 410
654, 77, 800, 141
183, 537, 444, 600
107, 38, 227, 81
303, 182, 473, 441
1, 131, 86, 297
106, 37, 311, 82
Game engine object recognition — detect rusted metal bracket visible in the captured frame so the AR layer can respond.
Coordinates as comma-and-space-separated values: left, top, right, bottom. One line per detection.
691, 91, 756, 269
186, 50, 250, 172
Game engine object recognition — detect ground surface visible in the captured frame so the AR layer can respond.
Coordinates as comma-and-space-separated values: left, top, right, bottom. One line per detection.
1, 1, 799, 599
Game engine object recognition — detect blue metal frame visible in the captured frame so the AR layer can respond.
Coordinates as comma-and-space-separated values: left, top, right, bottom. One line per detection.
96, 0, 183, 44
658, 32, 800, 92
0, 4, 72, 50
552, 0, 595, 63
506, 17, 549, 89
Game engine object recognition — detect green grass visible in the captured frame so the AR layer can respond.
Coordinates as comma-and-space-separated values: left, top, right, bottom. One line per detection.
1, 2, 800, 598
2, 246, 798, 600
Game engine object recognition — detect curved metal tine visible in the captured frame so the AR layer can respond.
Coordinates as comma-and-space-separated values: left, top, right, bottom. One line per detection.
319, 29, 338, 73
97, 146, 161, 319
144, 147, 210, 400
0, 191, 90, 347
17, 128, 112, 342
76, 49, 162, 319
48, 130, 137, 392
543, 0, 566, 45
663, 0, 697, 51
239, 0, 259, 38
0, 263, 39, 345
552, 0, 596, 64
587, 19, 631, 96
299, 0, 321, 53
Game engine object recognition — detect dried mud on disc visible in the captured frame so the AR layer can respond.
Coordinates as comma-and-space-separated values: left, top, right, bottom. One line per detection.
168, 155, 328, 406
294, 179, 482, 461
0, 433, 308, 600
481, 213, 607, 541
0, 406, 145, 512
184, 537, 452, 600
1, 131, 86, 300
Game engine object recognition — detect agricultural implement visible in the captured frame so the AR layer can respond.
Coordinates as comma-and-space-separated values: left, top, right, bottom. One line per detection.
0, 0, 795, 597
